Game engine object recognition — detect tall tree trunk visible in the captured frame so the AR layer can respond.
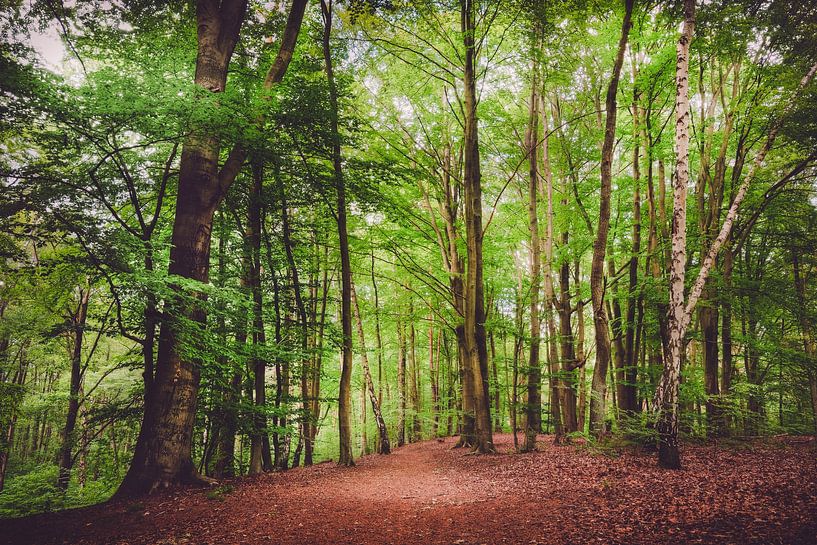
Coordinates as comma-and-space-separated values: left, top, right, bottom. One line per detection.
620, 64, 642, 415
721, 241, 734, 414
523, 39, 542, 452
372, 249, 385, 409
558, 257, 578, 433
655, 0, 695, 470
540, 100, 563, 443
249, 161, 272, 474
511, 273, 524, 451
214, 216, 249, 477
306, 242, 331, 466
57, 286, 90, 490
459, 0, 494, 453
409, 311, 421, 441
589, 0, 634, 437
320, 0, 354, 467
654, 25, 817, 467
609, 272, 626, 418
117, 0, 306, 496
490, 331, 501, 432
278, 169, 310, 468
744, 293, 763, 435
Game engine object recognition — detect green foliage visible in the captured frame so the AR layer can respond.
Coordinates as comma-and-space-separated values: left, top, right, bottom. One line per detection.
0, 467, 64, 518
1, 0, 816, 518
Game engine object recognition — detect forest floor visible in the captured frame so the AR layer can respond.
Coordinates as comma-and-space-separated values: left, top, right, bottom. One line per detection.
1, 433, 816, 545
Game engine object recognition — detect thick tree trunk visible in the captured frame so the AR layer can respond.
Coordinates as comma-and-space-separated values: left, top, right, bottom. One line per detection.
589, 0, 634, 437
655, 0, 695, 470
460, 0, 494, 453
117, 1, 248, 496
117, 0, 306, 495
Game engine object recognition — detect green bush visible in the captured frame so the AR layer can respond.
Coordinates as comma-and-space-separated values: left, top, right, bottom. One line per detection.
0, 466, 64, 518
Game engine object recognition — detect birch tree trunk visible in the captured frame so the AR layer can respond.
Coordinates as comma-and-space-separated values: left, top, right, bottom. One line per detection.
654, 0, 695, 470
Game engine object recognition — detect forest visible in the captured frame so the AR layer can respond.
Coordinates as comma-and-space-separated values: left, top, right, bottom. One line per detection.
0, 0, 816, 543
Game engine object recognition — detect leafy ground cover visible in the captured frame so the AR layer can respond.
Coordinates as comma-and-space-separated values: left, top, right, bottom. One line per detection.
1, 434, 815, 545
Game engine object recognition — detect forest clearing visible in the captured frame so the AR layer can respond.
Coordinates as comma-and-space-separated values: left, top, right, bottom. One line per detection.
2, 434, 816, 545
2, 0, 817, 542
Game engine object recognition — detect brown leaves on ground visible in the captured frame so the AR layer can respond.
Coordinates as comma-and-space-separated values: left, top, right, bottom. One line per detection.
1, 434, 815, 545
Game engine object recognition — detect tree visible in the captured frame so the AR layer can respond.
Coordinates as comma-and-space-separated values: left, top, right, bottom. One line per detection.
460, 0, 495, 454
320, 0, 355, 467
588, 0, 634, 437
118, 0, 307, 495
522, 26, 542, 452
654, 0, 817, 467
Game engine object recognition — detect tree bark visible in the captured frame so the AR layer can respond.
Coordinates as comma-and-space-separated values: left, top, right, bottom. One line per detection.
654, 42, 817, 466
619, 63, 642, 415
460, 0, 494, 453
589, 0, 634, 436
320, 0, 354, 467
655, 0, 695, 470
523, 43, 542, 451
117, 0, 306, 496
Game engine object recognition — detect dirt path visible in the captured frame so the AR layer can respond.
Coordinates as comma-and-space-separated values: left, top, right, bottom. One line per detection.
2, 434, 816, 544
